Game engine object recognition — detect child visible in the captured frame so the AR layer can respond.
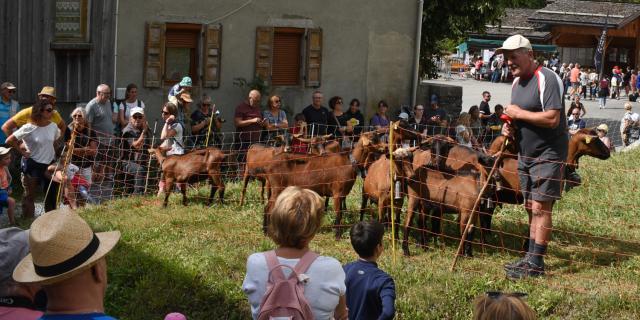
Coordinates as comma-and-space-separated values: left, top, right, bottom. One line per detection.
473, 292, 536, 320
0, 147, 16, 224
289, 113, 309, 154
344, 221, 396, 320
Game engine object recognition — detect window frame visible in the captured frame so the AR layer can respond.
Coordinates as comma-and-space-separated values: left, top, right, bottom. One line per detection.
271, 27, 305, 87
163, 23, 201, 86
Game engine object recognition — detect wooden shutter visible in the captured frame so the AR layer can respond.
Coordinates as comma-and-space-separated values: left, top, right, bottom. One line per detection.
144, 22, 165, 88
255, 27, 274, 84
272, 29, 302, 86
305, 28, 322, 87
203, 24, 222, 88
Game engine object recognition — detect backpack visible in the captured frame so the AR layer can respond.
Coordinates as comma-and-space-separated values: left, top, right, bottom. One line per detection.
257, 250, 319, 320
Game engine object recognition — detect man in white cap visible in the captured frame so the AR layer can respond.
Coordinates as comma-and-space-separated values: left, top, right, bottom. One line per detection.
0, 227, 44, 319
13, 208, 121, 320
0, 82, 19, 142
120, 107, 152, 194
498, 34, 567, 279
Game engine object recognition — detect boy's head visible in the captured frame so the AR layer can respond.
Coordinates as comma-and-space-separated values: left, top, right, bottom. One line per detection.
350, 221, 384, 259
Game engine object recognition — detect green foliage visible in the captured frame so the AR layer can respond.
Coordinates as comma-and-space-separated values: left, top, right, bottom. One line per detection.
232, 76, 270, 97
68, 149, 640, 319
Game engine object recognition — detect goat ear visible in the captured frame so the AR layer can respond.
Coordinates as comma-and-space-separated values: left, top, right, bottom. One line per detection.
393, 122, 399, 130
362, 135, 370, 146
584, 135, 592, 144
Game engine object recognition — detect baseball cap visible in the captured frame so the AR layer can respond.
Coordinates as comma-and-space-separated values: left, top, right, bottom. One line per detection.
0, 228, 30, 285
430, 94, 439, 104
398, 112, 409, 120
1, 82, 16, 90
130, 107, 145, 117
495, 35, 532, 54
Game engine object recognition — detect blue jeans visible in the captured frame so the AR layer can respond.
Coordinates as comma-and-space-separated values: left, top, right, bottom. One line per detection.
491, 70, 501, 83
599, 96, 607, 107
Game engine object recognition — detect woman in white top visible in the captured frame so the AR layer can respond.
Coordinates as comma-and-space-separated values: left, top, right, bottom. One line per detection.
6, 98, 60, 217
243, 186, 348, 320
160, 102, 184, 156
455, 112, 477, 149
118, 83, 146, 128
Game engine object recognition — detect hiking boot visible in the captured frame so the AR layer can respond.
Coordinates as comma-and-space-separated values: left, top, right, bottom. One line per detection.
503, 256, 529, 272
506, 261, 545, 279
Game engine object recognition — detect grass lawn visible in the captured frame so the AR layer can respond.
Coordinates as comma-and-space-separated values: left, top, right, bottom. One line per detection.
21, 149, 640, 319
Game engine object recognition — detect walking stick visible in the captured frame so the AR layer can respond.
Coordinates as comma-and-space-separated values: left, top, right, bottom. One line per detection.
144, 120, 158, 194
44, 143, 67, 209
204, 106, 216, 147
450, 114, 512, 271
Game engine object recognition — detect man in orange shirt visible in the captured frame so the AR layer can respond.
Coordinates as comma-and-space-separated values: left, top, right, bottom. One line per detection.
568, 63, 581, 99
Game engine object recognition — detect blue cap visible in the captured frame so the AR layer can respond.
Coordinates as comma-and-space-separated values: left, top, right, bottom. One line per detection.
430, 94, 439, 104
179, 77, 192, 87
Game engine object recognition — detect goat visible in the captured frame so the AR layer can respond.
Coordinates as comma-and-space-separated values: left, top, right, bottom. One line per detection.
149, 147, 227, 207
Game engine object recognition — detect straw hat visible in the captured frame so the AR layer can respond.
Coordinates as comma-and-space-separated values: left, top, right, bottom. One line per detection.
13, 207, 120, 285
38, 86, 57, 99
597, 124, 609, 133
0, 146, 12, 156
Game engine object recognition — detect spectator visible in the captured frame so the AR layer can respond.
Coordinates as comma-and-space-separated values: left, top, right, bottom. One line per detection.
474, 57, 484, 80
588, 69, 598, 100
598, 77, 609, 109
425, 94, 448, 136
85, 84, 117, 203
158, 102, 184, 195
623, 66, 632, 97
327, 96, 349, 141
485, 104, 504, 145
596, 124, 614, 153
468, 105, 482, 139
234, 90, 264, 168
117, 83, 146, 130
579, 68, 589, 99
491, 57, 503, 83
343, 98, 365, 139
408, 104, 428, 134
0, 147, 16, 225
262, 95, 288, 144
191, 95, 222, 148
630, 69, 637, 96
121, 107, 152, 195
64, 108, 98, 208
455, 112, 478, 148
567, 95, 586, 120
472, 292, 535, 320
567, 108, 586, 135
171, 92, 193, 145
12, 207, 121, 320
636, 70, 640, 94
0, 227, 43, 319
302, 91, 330, 136
2, 87, 65, 142
0, 82, 20, 143
568, 63, 580, 99
479, 91, 492, 126
621, 102, 640, 146
370, 100, 390, 129
167, 76, 192, 101
6, 99, 60, 218
242, 186, 348, 320
290, 113, 308, 154
343, 221, 396, 320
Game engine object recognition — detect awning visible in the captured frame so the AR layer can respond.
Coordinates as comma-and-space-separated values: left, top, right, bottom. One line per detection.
457, 38, 557, 53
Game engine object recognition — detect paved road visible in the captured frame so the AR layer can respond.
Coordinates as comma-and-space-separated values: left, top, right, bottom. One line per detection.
424, 75, 640, 147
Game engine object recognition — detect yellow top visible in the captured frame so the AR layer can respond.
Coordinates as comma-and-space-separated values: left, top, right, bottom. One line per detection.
11, 107, 63, 127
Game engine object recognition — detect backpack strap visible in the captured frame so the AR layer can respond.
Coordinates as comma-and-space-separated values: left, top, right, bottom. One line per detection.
293, 250, 319, 275
264, 250, 286, 282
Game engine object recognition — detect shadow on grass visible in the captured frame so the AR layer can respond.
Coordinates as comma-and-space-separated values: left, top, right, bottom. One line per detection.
105, 241, 249, 320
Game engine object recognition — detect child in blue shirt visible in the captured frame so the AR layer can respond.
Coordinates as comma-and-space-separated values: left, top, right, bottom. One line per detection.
344, 221, 396, 320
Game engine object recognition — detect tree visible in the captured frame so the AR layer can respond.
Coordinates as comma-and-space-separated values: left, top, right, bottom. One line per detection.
420, 0, 546, 78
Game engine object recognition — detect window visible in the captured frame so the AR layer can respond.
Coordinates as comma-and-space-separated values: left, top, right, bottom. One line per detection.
255, 27, 323, 87
144, 22, 222, 88
54, 0, 89, 42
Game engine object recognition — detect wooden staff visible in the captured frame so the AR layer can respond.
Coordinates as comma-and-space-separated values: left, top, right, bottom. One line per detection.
204, 105, 216, 147
55, 128, 78, 207
388, 122, 397, 266
143, 120, 158, 194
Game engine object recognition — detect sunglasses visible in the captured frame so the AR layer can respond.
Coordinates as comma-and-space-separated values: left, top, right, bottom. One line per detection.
133, 115, 144, 119
415, 108, 424, 111
203, 103, 212, 107
72, 114, 83, 118
273, 100, 281, 103
43, 108, 54, 113
162, 111, 170, 115
7, 90, 15, 93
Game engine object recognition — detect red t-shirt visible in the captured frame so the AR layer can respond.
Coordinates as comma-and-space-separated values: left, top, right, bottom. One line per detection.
234, 102, 263, 142
570, 67, 580, 83
289, 126, 308, 154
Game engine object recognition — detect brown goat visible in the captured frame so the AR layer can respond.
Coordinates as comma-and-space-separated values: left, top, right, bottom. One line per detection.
150, 147, 227, 207
239, 144, 280, 206
262, 132, 386, 238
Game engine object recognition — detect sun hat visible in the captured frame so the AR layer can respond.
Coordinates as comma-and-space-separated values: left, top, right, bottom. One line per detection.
130, 107, 145, 117
179, 76, 192, 87
597, 124, 609, 132
38, 86, 57, 99
495, 34, 532, 54
164, 312, 187, 320
13, 207, 121, 285
0, 146, 12, 156
0, 228, 30, 286
1, 82, 16, 90
179, 92, 193, 103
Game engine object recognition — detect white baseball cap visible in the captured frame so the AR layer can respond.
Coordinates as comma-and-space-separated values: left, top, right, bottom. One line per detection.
130, 107, 144, 117
495, 35, 532, 54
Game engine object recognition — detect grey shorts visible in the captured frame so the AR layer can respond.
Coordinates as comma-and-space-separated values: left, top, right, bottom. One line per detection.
518, 158, 565, 202
571, 82, 580, 89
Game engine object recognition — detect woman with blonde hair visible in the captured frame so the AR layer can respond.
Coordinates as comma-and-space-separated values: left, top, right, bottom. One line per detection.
243, 186, 348, 320
64, 107, 98, 207
473, 292, 536, 320
455, 112, 479, 148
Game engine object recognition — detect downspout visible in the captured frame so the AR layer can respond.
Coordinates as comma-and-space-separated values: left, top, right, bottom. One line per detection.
113, 0, 120, 95
411, 0, 424, 107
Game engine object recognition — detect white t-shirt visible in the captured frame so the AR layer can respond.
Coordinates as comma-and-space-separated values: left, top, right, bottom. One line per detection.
119, 100, 146, 120
242, 252, 346, 320
455, 125, 472, 147
166, 122, 184, 156
13, 122, 60, 164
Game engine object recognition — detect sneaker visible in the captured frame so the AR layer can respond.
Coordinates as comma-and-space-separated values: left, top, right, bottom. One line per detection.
503, 256, 529, 271
506, 261, 545, 279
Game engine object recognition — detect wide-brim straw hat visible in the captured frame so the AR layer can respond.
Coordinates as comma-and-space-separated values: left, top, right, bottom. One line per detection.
38, 86, 57, 99
13, 207, 120, 285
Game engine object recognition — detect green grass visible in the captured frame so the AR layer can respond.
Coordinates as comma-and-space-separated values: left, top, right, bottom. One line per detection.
24, 150, 640, 319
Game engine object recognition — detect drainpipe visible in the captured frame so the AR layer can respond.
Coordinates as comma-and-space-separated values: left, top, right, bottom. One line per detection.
411, 0, 424, 107
113, 0, 120, 94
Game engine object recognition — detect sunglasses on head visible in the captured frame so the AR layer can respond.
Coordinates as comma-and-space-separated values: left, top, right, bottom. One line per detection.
485, 291, 528, 299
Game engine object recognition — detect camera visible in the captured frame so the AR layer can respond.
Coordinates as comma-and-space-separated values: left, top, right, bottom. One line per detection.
214, 110, 226, 123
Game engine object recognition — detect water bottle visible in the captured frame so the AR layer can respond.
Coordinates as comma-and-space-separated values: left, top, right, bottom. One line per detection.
78, 185, 95, 204
394, 180, 402, 200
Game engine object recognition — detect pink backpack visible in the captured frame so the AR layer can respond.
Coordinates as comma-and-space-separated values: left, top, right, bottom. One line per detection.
257, 250, 319, 320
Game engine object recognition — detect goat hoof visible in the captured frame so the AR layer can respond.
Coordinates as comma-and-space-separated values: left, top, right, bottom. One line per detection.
402, 245, 411, 256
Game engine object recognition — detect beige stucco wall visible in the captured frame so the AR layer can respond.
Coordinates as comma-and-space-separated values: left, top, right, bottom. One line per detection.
115, 0, 418, 130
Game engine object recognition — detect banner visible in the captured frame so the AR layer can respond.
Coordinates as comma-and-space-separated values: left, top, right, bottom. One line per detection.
594, 23, 607, 71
